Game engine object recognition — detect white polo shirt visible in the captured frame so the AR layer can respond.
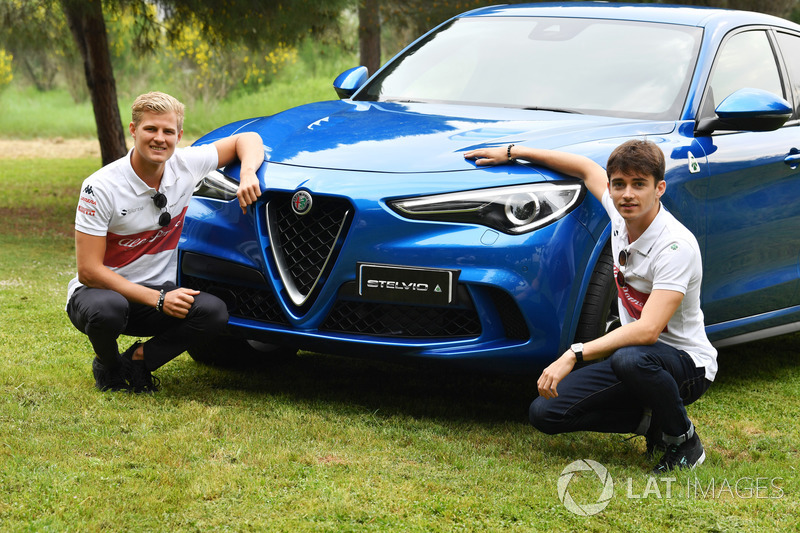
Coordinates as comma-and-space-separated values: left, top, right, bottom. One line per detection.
66, 144, 219, 305
602, 190, 718, 381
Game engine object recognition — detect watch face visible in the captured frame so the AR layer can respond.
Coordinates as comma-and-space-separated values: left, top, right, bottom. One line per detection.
571, 343, 583, 362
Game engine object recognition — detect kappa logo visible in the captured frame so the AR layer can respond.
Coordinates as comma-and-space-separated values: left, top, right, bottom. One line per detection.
83, 185, 94, 195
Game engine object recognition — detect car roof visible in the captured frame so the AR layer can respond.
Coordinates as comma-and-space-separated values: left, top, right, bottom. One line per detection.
460, 2, 799, 31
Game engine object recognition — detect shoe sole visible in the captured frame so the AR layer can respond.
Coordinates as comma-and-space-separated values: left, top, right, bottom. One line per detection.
692, 449, 706, 468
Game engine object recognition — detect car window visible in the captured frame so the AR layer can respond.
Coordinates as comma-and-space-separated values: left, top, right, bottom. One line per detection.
776, 31, 800, 112
357, 17, 701, 120
706, 30, 783, 108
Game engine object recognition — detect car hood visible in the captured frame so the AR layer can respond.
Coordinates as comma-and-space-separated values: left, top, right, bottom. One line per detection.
200, 100, 676, 174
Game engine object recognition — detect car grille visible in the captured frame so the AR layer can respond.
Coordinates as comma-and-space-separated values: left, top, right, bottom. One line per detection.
320, 300, 482, 338
319, 282, 482, 338
266, 192, 352, 308
182, 274, 289, 325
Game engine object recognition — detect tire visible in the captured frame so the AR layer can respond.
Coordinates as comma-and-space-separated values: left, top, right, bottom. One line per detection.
574, 242, 620, 343
188, 335, 298, 368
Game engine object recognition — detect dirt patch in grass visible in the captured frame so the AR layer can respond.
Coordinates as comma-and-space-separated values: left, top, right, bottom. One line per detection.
0, 138, 103, 159
0, 205, 75, 239
0, 137, 195, 159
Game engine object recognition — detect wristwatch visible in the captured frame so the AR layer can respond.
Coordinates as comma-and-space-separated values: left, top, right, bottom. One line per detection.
570, 342, 584, 363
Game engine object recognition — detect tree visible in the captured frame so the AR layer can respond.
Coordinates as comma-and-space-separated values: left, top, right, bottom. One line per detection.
0, 1, 76, 93
359, 0, 380, 75
2, 0, 350, 165
60, 0, 128, 165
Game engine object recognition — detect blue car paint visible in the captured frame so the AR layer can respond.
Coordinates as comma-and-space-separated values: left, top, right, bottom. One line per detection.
180, 3, 800, 372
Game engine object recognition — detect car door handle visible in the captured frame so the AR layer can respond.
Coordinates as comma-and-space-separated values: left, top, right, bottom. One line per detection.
785, 149, 800, 169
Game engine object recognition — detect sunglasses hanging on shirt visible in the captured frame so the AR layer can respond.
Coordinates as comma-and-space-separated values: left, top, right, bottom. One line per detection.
151, 192, 171, 227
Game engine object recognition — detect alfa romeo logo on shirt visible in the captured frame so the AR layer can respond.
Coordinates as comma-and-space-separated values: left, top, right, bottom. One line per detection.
291, 190, 313, 215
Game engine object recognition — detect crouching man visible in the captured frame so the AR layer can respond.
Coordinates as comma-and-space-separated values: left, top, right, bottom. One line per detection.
465, 140, 717, 472
66, 92, 264, 392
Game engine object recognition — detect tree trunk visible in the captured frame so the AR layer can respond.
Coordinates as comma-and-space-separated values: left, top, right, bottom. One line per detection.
359, 0, 381, 76
60, 0, 127, 165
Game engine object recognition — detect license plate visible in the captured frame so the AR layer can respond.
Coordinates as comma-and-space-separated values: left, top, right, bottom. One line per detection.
357, 263, 460, 306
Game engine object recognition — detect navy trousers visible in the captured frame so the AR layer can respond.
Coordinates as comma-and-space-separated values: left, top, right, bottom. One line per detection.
66, 283, 229, 371
529, 341, 711, 439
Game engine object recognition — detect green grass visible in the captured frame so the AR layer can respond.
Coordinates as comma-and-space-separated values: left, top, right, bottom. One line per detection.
0, 158, 798, 531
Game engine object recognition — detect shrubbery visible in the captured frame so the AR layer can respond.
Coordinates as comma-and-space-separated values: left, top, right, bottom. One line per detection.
0, 49, 12, 90
3, 4, 314, 105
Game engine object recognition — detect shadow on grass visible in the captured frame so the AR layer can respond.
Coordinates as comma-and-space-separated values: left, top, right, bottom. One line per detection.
168, 350, 539, 425
172, 351, 656, 468
712, 332, 800, 390
162, 332, 800, 431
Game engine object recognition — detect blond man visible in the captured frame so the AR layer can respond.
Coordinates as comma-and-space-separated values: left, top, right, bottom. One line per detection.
66, 92, 263, 392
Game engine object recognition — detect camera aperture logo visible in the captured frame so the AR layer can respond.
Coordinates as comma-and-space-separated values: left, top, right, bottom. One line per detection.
558, 459, 614, 516
557, 459, 784, 516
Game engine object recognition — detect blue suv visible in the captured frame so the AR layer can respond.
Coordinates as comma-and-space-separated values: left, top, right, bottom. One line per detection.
178, 3, 800, 372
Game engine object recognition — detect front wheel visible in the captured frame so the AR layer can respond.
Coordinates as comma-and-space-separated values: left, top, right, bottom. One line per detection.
574, 242, 620, 344
188, 335, 298, 368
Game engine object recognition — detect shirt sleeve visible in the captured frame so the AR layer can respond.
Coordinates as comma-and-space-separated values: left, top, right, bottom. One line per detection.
650, 239, 697, 294
177, 144, 220, 185
74, 178, 114, 237
601, 189, 624, 227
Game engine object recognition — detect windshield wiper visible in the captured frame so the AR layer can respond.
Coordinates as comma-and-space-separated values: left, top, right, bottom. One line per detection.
522, 106, 582, 114
383, 98, 429, 104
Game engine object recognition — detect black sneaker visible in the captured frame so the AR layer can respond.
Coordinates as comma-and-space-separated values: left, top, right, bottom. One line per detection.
645, 419, 666, 459
653, 433, 705, 474
92, 357, 131, 392
121, 342, 161, 393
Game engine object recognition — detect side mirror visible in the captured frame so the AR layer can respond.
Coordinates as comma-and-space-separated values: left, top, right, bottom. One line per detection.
695, 88, 792, 135
333, 66, 369, 99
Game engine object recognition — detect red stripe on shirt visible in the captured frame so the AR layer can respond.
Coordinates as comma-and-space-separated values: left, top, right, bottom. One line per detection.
104, 207, 187, 269
614, 265, 669, 333
614, 265, 650, 319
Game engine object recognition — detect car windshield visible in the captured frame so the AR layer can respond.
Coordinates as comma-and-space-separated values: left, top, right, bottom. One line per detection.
357, 17, 702, 120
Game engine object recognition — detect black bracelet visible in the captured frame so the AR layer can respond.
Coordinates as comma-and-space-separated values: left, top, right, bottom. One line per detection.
507, 144, 516, 163
156, 289, 166, 313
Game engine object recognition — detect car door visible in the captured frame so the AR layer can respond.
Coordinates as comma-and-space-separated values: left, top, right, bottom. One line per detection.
775, 30, 800, 313
695, 28, 800, 325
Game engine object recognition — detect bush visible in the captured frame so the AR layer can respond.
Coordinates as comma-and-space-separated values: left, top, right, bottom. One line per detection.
0, 49, 13, 90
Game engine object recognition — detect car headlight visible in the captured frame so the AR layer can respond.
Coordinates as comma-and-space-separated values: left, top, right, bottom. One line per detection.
193, 170, 239, 201
388, 183, 584, 234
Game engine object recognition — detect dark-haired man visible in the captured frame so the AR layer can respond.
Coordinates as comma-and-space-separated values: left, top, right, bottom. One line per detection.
465, 140, 717, 472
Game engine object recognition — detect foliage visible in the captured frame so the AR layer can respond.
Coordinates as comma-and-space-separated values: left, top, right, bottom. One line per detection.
0, 156, 799, 531
159, 0, 352, 49
0, 0, 77, 94
1, 0, 352, 112
0, 37, 357, 140
161, 19, 299, 102
0, 49, 13, 90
